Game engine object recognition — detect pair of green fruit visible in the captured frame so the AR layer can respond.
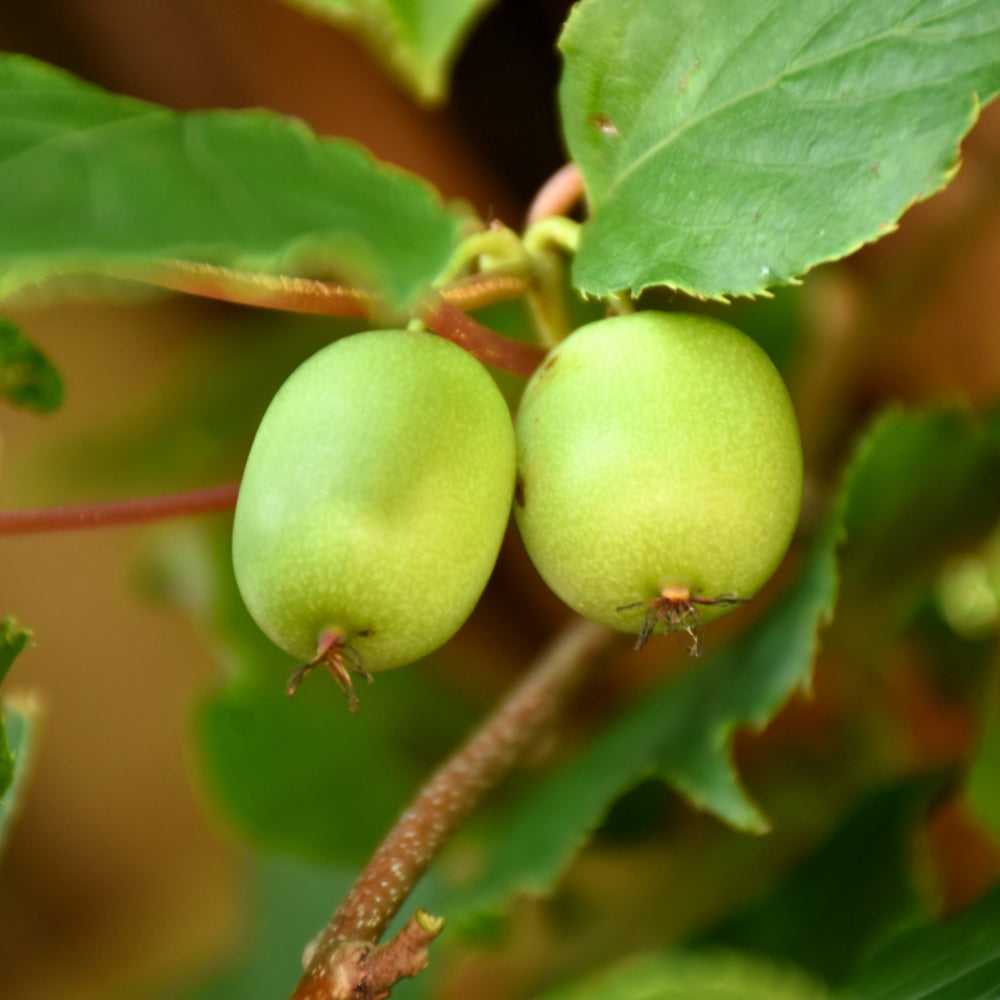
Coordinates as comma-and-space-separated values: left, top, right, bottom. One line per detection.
231, 311, 803, 705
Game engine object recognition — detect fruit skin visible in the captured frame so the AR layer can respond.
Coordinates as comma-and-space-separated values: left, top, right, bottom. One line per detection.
232, 329, 515, 671
513, 311, 802, 636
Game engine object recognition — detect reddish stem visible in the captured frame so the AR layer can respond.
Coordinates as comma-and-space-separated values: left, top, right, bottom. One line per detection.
138, 262, 373, 317
292, 618, 617, 1000
438, 272, 531, 311
135, 263, 543, 376
0, 483, 239, 534
525, 163, 584, 227
419, 295, 545, 376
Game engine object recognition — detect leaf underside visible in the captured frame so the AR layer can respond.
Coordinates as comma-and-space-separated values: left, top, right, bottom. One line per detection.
560, 0, 1000, 300
0, 55, 465, 310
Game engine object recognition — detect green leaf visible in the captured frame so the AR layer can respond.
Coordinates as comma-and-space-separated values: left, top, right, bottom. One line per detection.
701, 779, 938, 987
280, 0, 497, 104
0, 319, 63, 412
0, 616, 30, 691
847, 882, 1000, 1000
839, 407, 1000, 598
1, 618, 36, 856
0, 699, 39, 858
197, 673, 426, 865
142, 523, 474, 864
967, 668, 1000, 848
536, 950, 832, 1000
559, 0, 1000, 301
0, 54, 466, 310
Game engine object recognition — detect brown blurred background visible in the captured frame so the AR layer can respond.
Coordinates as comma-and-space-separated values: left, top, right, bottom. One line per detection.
0, 2, 999, 999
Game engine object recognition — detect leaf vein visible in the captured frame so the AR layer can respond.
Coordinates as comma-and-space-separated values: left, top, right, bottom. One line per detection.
606, 0, 999, 202
0, 107, 169, 186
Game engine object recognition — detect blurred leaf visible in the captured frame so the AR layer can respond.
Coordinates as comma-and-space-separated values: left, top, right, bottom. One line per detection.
1, 618, 37, 857
0, 699, 39, 859
197, 675, 421, 865
839, 407, 1000, 598
143, 522, 474, 864
0, 616, 30, 690
536, 950, 832, 1000
171, 853, 432, 1000
701, 778, 939, 988
0, 54, 466, 310
967, 669, 1000, 849
281, 0, 497, 104
167, 854, 355, 1000
0, 319, 62, 412
559, 0, 1000, 301
847, 881, 1000, 1000
0, 617, 31, 796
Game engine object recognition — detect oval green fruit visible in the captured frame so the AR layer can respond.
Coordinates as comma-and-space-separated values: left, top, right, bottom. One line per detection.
232, 329, 515, 696
513, 311, 802, 647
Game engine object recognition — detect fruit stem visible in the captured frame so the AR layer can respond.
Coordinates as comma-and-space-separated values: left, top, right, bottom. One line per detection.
289, 617, 619, 1000
419, 295, 545, 375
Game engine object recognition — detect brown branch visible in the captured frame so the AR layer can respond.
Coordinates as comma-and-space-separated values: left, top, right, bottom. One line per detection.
0, 483, 239, 534
525, 163, 584, 228
419, 295, 545, 376
296, 911, 445, 1000
291, 617, 618, 1000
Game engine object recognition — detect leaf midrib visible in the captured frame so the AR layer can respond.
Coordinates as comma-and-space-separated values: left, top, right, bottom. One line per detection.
603, 0, 994, 204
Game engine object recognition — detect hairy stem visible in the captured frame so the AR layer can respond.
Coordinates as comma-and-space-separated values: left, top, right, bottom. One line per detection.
0, 483, 239, 534
138, 261, 374, 317
291, 617, 618, 1000
134, 263, 544, 375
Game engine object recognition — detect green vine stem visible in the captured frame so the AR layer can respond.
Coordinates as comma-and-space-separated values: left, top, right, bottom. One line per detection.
521, 217, 583, 348
290, 617, 619, 1000
436, 222, 534, 286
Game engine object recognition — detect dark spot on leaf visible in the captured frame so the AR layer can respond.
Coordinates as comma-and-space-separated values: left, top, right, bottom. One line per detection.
588, 113, 619, 137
